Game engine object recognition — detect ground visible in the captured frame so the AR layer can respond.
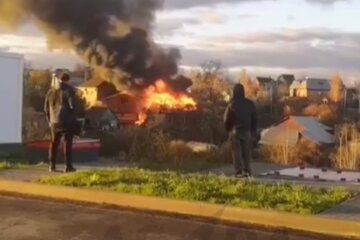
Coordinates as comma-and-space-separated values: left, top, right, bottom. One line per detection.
0, 195, 341, 240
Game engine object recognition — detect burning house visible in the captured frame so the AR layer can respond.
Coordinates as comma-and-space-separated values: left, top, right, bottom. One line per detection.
0, 0, 199, 127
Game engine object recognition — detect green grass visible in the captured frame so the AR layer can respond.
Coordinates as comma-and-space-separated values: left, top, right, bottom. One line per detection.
0, 161, 26, 171
39, 168, 353, 215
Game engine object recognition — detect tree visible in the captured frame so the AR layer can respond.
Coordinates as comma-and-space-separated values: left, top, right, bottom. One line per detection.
200, 59, 222, 77
329, 73, 344, 103
239, 69, 258, 100
24, 69, 52, 112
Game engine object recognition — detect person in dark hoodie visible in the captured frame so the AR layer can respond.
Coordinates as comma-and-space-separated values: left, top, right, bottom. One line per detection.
44, 72, 79, 173
223, 83, 258, 177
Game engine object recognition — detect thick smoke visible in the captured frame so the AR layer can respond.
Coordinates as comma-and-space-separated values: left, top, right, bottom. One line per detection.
0, 0, 183, 86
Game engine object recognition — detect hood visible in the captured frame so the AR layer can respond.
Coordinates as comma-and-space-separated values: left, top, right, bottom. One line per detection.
233, 83, 245, 100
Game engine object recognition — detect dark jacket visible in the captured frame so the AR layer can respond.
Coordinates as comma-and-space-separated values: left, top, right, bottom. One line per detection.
44, 82, 79, 131
223, 84, 257, 134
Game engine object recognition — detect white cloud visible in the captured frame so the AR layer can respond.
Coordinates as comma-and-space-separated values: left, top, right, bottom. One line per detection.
0, 34, 47, 54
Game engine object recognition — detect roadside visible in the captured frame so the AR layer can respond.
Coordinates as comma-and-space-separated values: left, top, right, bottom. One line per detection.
0, 194, 341, 240
0, 161, 359, 226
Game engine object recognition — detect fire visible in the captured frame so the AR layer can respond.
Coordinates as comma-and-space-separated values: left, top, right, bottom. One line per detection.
135, 80, 197, 125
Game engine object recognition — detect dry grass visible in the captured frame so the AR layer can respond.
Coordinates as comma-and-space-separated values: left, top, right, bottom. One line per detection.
260, 139, 326, 167
303, 103, 338, 125
331, 124, 360, 170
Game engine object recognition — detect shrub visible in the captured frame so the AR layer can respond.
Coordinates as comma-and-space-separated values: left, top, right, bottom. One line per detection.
23, 107, 50, 142
168, 140, 194, 167
303, 103, 338, 125
260, 139, 327, 166
331, 124, 360, 170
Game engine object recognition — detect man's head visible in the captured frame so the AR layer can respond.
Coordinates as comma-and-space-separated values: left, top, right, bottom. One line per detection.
59, 72, 71, 82
233, 83, 245, 99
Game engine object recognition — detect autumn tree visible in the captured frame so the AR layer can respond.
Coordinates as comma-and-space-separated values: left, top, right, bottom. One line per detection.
239, 69, 258, 100
173, 59, 231, 144
329, 73, 344, 103
24, 69, 52, 112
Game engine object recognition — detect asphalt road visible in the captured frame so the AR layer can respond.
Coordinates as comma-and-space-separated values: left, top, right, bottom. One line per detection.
0, 195, 338, 240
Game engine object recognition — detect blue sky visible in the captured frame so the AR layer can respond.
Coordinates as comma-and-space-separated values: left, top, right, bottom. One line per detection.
0, 0, 359, 82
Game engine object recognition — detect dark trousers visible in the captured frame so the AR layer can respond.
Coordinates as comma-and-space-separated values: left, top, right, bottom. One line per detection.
230, 129, 252, 174
49, 127, 74, 168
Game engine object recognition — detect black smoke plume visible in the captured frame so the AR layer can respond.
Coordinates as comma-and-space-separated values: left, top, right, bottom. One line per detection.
0, 0, 184, 86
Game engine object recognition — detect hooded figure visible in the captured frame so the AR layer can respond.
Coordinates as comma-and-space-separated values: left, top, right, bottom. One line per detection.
223, 83, 257, 177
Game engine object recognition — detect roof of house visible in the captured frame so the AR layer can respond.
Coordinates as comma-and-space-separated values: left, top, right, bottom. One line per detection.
278, 74, 295, 85
291, 78, 331, 91
256, 77, 274, 84
260, 116, 335, 146
79, 78, 106, 88
85, 106, 111, 119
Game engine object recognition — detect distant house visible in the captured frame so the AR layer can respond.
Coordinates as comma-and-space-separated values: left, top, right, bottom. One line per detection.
84, 106, 119, 132
290, 78, 331, 98
277, 74, 295, 96
102, 92, 139, 125
260, 116, 335, 147
345, 88, 359, 109
78, 78, 118, 107
254, 77, 276, 99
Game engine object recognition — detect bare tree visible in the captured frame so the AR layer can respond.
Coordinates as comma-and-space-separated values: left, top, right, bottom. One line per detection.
200, 59, 222, 76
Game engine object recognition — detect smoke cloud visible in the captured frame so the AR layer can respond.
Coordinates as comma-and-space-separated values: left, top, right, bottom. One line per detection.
0, 0, 182, 86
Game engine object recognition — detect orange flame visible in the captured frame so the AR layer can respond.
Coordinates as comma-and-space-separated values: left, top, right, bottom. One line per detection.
135, 80, 197, 125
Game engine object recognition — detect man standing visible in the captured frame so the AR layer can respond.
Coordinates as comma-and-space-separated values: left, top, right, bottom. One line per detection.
224, 83, 258, 178
44, 72, 79, 172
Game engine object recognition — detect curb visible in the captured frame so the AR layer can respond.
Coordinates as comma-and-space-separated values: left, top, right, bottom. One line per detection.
0, 180, 359, 239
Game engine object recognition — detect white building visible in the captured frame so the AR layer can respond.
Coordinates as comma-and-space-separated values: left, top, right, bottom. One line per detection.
290, 78, 331, 98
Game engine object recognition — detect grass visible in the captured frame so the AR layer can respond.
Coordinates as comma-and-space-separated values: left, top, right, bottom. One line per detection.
39, 168, 353, 215
136, 161, 223, 173
0, 161, 26, 171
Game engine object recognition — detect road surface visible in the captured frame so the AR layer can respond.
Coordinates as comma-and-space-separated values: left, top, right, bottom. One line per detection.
0, 194, 339, 240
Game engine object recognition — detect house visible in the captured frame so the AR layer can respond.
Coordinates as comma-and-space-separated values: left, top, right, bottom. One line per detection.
290, 78, 331, 98
260, 116, 335, 147
278, 74, 295, 86
84, 106, 119, 132
78, 78, 118, 107
277, 74, 295, 96
102, 92, 139, 125
345, 88, 359, 109
254, 77, 276, 99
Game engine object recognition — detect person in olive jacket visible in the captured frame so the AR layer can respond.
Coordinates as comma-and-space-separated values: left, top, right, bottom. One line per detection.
224, 83, 258, 178
44, 72, 80, 172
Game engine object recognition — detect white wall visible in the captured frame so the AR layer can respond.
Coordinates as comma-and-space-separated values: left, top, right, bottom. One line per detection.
0, 52, 24, 144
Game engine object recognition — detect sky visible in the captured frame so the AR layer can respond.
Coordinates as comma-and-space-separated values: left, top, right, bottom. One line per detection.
0, 0, 359, 83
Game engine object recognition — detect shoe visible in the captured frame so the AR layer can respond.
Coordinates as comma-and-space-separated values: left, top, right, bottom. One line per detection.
64, 167, 77, 173
49, 166, 56, 173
